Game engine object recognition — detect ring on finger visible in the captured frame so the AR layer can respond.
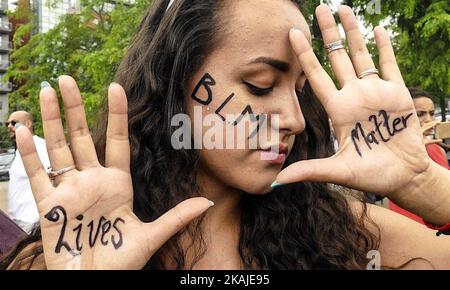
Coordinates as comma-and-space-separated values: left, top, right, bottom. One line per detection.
357, 68, 379, 79
47, 165, 76, 180
324, 40, 345, 54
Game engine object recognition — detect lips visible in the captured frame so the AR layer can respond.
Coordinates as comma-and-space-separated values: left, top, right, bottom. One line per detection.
259, 143, 288, 164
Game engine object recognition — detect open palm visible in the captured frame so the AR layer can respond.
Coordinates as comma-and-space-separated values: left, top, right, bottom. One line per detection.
15, 76, 212, 269
277, 5, 430, 197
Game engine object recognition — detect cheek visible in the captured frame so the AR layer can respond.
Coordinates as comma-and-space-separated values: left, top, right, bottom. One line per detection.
419, 116, 430, 125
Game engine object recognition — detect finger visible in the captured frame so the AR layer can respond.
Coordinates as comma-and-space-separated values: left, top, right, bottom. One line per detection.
374, 26, 404, 84
421, 121, 439, 133
424, 139, 443, 145
58, 75, 99, 169
40, 84, 76, 184
289, 28, 337, 108
144, 197, 213, 254
316, 4, 357, 86
275, 156, 349, 185
105, 83, 130, 172
338, 6, 377, 78
15, 126, 53, 204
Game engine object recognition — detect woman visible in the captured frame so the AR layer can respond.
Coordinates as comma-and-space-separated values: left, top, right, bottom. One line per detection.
2, 0, 450, 270
389, 88, 449, 225
410, 88, 449, 169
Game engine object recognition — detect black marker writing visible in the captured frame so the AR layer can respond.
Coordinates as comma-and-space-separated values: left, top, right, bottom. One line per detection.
351, 110, 413, 157
73, 214, 84, 251
44, 206, 71, 254
191, 73, 215, 105
88, 216, 106, 247
112, 218, 125, 249
44, 205, 125, 254
191, 73, 268, 139
215, 93, 235, 121
232, 105, 267, 139
101, 220, 111, 246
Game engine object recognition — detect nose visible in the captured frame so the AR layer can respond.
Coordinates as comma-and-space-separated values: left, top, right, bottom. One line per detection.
423, 113, 433, 123
275, 90, 305, 136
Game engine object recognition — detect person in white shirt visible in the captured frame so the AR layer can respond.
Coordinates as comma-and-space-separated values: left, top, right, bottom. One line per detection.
6, 111, 50, 233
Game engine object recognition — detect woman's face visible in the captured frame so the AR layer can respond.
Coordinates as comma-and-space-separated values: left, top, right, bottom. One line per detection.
413, 96, 435, 129
185, 0, 310, 194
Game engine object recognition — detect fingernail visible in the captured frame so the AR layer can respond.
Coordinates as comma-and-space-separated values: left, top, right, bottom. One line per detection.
15, 123, 22, 129
289, 27, 303, 40
290, 27, 300, 34
40, 81, 51, 89
271, 181, 283, 189
208, 200, 215, 207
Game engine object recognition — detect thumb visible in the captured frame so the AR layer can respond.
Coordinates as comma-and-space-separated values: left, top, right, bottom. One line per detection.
424, 138, 443, 145
274, 156, 350, 186
143, 197, 213, 254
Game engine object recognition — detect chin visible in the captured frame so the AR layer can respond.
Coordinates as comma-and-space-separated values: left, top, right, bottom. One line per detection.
242, 183, 274, 195
237, 167, 281, 195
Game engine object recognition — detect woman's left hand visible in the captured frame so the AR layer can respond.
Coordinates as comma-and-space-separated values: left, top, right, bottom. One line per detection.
276, 5, 433, 200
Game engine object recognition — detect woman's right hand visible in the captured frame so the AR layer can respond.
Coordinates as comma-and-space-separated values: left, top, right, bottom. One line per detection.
15, 76, 213, 269
421, 120, 443, 145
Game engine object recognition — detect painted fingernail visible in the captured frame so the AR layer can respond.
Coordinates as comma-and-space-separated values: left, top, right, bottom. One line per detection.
40, 81, 51, 89
270, 181, 283, 189
290, 27, 300, 34
14, 123, 22, 129
208, 200, 215, 207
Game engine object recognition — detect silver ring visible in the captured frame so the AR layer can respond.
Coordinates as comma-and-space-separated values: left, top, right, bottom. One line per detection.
358, 68, 379, 79
47, 165, 76, 179
324, 40, 345, 54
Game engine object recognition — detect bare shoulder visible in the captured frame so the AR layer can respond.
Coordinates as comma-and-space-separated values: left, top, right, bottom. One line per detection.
349, 200, 450, 269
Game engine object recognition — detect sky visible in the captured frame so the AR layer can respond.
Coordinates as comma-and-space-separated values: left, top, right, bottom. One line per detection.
329, 0, 377, 38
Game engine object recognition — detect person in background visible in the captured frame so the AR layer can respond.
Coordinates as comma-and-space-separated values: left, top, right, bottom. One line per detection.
409, 88, 449, 169
389, 88, 449, 224
6, 110, 50, 233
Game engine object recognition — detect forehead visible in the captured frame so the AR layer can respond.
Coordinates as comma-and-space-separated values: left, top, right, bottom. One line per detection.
213, 0, 310, 64
8, 112, 19, 120
413, 97, 434, 110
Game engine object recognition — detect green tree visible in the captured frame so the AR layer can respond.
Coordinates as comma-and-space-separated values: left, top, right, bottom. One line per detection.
6, 0, 152, 136
0, 126, 13, 150
349, 0, 450, 120
301, 0, 335, 78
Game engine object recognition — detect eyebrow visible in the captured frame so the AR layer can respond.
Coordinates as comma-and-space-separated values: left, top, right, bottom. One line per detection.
248, 57, 290, 72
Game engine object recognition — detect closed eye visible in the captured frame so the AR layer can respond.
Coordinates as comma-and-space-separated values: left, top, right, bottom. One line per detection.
243, 81, 273, 96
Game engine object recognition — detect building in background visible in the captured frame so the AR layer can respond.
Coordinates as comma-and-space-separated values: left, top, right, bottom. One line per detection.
2, 0, 127, 123
0, 0, 11, 123
0, 0, 81, 122
31, 0, 80, 33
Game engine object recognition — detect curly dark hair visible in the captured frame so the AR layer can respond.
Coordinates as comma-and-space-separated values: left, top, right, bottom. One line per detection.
95, 0, 380, 269
1, 0, 380, 270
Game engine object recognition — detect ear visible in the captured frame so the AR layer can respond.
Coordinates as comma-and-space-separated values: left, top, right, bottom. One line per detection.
25, 120, 33, 132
